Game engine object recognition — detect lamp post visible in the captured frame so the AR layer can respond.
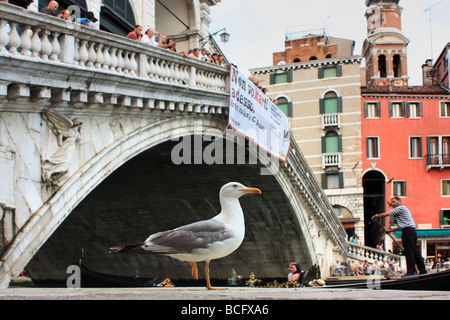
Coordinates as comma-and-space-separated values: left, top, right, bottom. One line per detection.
200, 28, 230, 48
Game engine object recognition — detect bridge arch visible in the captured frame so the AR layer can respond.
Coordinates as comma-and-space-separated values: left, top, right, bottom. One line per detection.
1, 115, 323, 286
0, 116, 224, 286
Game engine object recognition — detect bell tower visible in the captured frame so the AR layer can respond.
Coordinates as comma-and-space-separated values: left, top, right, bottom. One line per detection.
362, 0, 409, 87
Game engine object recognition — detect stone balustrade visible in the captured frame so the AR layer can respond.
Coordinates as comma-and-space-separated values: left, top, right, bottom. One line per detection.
347, 241, 402, 264
285, 136, 348, 252
0, 3, 228, 103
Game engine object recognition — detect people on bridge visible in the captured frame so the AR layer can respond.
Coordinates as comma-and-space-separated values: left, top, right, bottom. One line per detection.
372, 197, 427, 277
40, 0, 59, 16
127, 25, 143, 41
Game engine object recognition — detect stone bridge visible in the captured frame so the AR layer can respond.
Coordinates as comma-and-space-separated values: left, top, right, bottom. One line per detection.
0, 4, 348, 288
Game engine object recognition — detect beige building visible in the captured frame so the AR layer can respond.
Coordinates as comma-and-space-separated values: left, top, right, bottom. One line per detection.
250, 34, 365, 241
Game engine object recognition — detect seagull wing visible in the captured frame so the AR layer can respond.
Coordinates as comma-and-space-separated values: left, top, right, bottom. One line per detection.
145, 219, 233, 254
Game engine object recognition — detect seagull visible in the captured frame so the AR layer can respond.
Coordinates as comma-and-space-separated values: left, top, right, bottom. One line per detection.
109, 182, 261, 290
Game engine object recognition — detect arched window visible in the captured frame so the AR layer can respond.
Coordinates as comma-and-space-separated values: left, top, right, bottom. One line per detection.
378, 54, 387, 78
276, 97, 291, 117
326, 54, 333, 59
100, 0, 136, 36
324, 131, 339, 154
323, 91, 338, 114
393, 54, 402, 77
293, 58, 301, 63
310, 56, 318, 61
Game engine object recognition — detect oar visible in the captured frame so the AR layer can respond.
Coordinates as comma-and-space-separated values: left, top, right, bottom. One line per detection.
372, 218, 404, 251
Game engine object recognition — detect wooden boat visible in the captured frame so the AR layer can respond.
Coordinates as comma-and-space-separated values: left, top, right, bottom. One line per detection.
79, 259, 174, 288
323, 269, 450, 291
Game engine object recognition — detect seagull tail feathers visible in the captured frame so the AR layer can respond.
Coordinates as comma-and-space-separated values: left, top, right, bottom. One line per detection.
109, 243, 147, 254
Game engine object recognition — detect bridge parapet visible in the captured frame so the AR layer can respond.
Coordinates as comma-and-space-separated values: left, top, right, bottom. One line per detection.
0, 3, 228, 112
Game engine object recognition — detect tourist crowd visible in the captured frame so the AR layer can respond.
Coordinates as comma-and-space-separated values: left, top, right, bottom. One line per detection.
332, 258, 401, 277
125, 25, 226, 66
0, 0, 227, 66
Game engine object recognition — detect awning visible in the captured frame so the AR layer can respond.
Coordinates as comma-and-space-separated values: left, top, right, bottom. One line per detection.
395, 229, 450, 238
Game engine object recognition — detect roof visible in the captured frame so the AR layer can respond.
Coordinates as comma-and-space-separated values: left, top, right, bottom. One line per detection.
361, 85, 448, 96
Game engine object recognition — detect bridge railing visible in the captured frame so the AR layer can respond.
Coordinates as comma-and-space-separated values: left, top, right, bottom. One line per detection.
0, 3, 228, 94
347, 241, 402, 265
286, 135, 349, 252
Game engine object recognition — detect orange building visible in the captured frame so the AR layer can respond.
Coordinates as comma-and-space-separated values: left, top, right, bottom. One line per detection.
361, 0, 450, 260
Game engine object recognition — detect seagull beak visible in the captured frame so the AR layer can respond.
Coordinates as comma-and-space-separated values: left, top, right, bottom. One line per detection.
241, 187, 262, 194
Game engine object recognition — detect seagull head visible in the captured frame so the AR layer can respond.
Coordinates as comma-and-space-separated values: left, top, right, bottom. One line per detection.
220, 182, 262, 199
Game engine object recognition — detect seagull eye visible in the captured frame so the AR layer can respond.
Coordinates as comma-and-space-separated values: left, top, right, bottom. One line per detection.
233, 184, 238, 188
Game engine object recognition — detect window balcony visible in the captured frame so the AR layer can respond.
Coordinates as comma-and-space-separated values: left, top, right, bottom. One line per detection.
322, 113, 341, 129
322, 153, 341, 169
426, 154, 450, 171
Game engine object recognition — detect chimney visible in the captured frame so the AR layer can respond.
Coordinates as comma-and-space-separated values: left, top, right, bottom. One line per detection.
422, 59, 433, 86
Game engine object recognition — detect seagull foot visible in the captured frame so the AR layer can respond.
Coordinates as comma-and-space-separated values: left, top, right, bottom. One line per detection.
188, 261, 198, 280
206, 286, 227, 291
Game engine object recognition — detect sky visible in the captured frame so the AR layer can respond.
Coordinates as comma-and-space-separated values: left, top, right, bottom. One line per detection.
209, 0, 450, 85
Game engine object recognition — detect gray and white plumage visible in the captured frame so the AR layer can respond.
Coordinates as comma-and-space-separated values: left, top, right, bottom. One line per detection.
110, 182, 261, 289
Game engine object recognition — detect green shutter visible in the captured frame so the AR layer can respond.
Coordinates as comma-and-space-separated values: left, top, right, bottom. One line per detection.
336, 65, 343, 77
321, 174, 327, 189
287, 70, 293, 83
418, 137, 423, 157
364, 102, 369, 118
319, 99, 325, 114
400, 102, 405, 117
389, 102, 393, 118
288, 102, 293, 117
418, 102, 423, 117
402, 182, 407, 196
270, 74, 275, 85
337, 97, 343, 113
375, 138, 379, 158
407, 102, 411, 118
339, 172, 344, 189
440, 210, 444, 226
338, 135, 343, 152
322, 136, 326, 153
318, 67, 324, 79
376, 102, 381, 117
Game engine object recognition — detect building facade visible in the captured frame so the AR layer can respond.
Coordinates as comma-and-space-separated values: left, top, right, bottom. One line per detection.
361, 0, 450, 258
250, 34, 365, 242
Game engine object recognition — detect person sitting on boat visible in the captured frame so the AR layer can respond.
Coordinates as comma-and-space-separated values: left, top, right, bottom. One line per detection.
287, 262, 303, 282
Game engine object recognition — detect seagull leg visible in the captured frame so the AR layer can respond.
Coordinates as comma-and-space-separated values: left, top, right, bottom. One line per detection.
205, 261, 226, 290
188, 261, 198, 280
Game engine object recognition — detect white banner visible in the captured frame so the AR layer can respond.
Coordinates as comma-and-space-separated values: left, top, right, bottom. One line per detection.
228, 66, 290, 162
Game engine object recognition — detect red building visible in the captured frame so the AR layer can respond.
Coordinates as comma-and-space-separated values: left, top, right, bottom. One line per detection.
361, 0, 450, 262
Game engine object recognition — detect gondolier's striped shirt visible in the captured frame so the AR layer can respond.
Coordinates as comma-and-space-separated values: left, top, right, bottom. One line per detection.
388, 205, 416, 229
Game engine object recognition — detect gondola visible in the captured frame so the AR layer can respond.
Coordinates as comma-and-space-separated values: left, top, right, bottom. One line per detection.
323, 269, 450, 291
79, 259, 174, 288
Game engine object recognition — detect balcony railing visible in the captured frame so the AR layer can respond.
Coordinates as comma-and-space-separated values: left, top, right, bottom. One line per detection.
322, 113, 340, 129
0, 3, 228, 95
426, 154, 450, 171
322, 153, 341, 169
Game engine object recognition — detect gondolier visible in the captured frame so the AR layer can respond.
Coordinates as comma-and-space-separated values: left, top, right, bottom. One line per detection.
372, 197, 427, 277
